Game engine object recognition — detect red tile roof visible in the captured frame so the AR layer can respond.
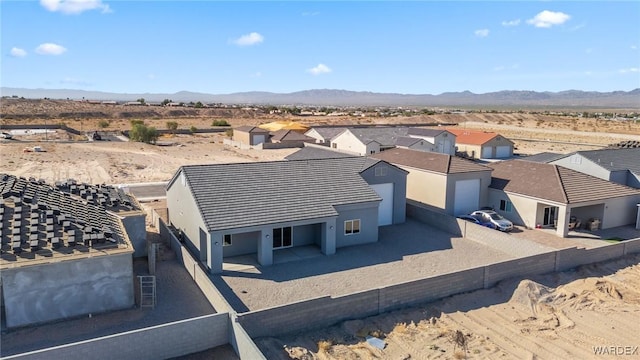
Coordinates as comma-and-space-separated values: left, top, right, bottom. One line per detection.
446, 128, 502, 145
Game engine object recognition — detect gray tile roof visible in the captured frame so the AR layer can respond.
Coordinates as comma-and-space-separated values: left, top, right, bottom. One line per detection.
306, 127, 347, 141
520, 152, 565, 163
270, 129, 314, 142
347, 127, 409, 146
489, 160, 640, 204
234, 126, 269, 133
371, 148, 490, 174
176, 158, 383, 231
572, 148, 640, 175
395, 136, 423, 147
285, 146, 357, 160
407, 128, 447, 138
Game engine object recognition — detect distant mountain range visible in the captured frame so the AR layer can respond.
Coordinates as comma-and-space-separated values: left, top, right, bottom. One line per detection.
2, 87, 639, 108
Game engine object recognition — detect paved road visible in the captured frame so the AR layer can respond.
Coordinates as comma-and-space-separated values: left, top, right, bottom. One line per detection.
121, 182, 168, 201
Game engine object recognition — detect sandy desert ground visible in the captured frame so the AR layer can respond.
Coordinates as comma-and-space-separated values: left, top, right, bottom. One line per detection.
1, 108, 639, 359
261, 254, 640, 360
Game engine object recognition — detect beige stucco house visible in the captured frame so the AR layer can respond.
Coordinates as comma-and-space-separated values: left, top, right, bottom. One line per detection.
447, 128, 514, 159
487, 160, 640, 237
372, 148, 492, 215
232, 126, 270, 146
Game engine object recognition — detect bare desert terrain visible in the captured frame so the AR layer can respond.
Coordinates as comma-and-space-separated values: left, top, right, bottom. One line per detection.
1, 99, 639, 359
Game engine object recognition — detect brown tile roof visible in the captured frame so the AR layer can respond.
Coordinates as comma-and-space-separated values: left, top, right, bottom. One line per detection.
446, 128, 505, 145
489, 160, 640, 204
234, 125, 269, 133
370, 148, 490, 174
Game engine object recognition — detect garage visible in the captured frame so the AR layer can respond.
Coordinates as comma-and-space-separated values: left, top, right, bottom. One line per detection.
253, 134, 266, 145
454, 179, 480, 215
370, 183, 394, 226
481, 147, 493, 159
496, 145, 511, 158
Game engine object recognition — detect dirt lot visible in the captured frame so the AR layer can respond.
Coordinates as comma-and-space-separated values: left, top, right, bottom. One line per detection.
1, 100, 639, 359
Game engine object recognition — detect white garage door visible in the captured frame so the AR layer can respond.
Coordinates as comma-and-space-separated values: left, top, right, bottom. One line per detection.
253, 135, 266, 145
481, 146, 492, 159
371, 183, 394, 226
454, 179, 480, 215
496, 145, 511, 158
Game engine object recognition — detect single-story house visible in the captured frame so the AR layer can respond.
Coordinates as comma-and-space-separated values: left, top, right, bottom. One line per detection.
269, 129, 315, 144
549, 148, 640, 189
403, 128, 456, 155
371, 148, 492, 216
232, 126, 271, 146
487, 160, 640, 237
447, 128, 514, 159
304, 127, 347, 144
330, 127, 409, 155
166, 157, 407, 273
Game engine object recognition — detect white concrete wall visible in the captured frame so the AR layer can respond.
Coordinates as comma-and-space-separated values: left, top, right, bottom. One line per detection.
400, 166, 448, 211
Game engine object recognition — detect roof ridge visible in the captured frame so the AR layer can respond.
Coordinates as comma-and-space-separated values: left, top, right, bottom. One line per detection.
554, 165, 570, 203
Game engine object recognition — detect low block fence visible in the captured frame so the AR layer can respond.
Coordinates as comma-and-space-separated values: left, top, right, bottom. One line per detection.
3, 314, 229, 360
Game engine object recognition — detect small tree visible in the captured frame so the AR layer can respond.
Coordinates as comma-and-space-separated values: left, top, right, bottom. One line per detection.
166, 121, 178, 134
211, 119, 230, 126
136, 98, 146, 105
195, 101, 204, 108
161, 98, 172, 106
129, 122, 158, 144
98, 120, 110, 128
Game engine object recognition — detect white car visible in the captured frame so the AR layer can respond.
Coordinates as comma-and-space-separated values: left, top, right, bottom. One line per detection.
470, 210, 514, 232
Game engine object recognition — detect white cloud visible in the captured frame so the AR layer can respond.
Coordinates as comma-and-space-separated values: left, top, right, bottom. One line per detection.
527, 10, 570, 28
307, 63, 332, 75
619, 67, 639, 74
35, 43, 67, 55
501, 19, 521, 27
10, 47, 27, 57
233, 32, 264, 46
40, 0, 111, 15
474, 29, 490, 37
631, 45, 638, 50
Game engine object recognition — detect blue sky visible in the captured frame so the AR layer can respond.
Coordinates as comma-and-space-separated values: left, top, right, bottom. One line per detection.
2, 1, 639, 94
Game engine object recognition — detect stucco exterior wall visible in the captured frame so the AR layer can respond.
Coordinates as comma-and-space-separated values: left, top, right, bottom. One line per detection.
405, 139, 436, 152
334, 202, 379, 247
1, 252, 134, 329
222, 231, 260, 257
552, 155, 613, 182
360, 162, 407, 224
399, 165, 448, 211
600, 195, 640, 228
488, 189, 555, 229
455, 143, 482, 159
331, 131, 379, 155
232, 130, 251, 145
484, 136, 514, 158
166, 171, 209, 262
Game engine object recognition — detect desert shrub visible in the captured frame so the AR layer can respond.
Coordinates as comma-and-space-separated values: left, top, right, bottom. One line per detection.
189, 125, 198, 133
129, 123, 158, 144
166, 121, 178, 133
211, 119, 230, 126
317, 340, 332, 352
225, 129, 233, 137
130, 119, 144, 126
98, 119, 110, 128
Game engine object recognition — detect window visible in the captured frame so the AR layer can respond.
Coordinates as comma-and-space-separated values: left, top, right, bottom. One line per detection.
370, 150, 376, 154
223, 234, 232, 246
332, 143, 337, 148
499, 200, 513, 212
273, 226, 292, 249
375, 166, 387, 177
345, 219, 361, 235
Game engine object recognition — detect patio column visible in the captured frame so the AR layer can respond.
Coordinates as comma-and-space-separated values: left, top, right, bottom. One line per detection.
208, 231, 224, 274
321, 219, 337, 255
257, 228, 273, 266
556, 206, 569, 238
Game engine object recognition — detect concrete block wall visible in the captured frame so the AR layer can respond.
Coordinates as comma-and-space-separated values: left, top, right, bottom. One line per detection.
4, 314, 229, 360
121, 213, 148, 258
160, 218, 232, 313
555, 243, 626, 272
237, 289, 380, 339
379, 268, 484, 312
624, 238, 640, 254
406, 200, 462, 236
229, 314, 267, 360
484, 253, 557, 288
